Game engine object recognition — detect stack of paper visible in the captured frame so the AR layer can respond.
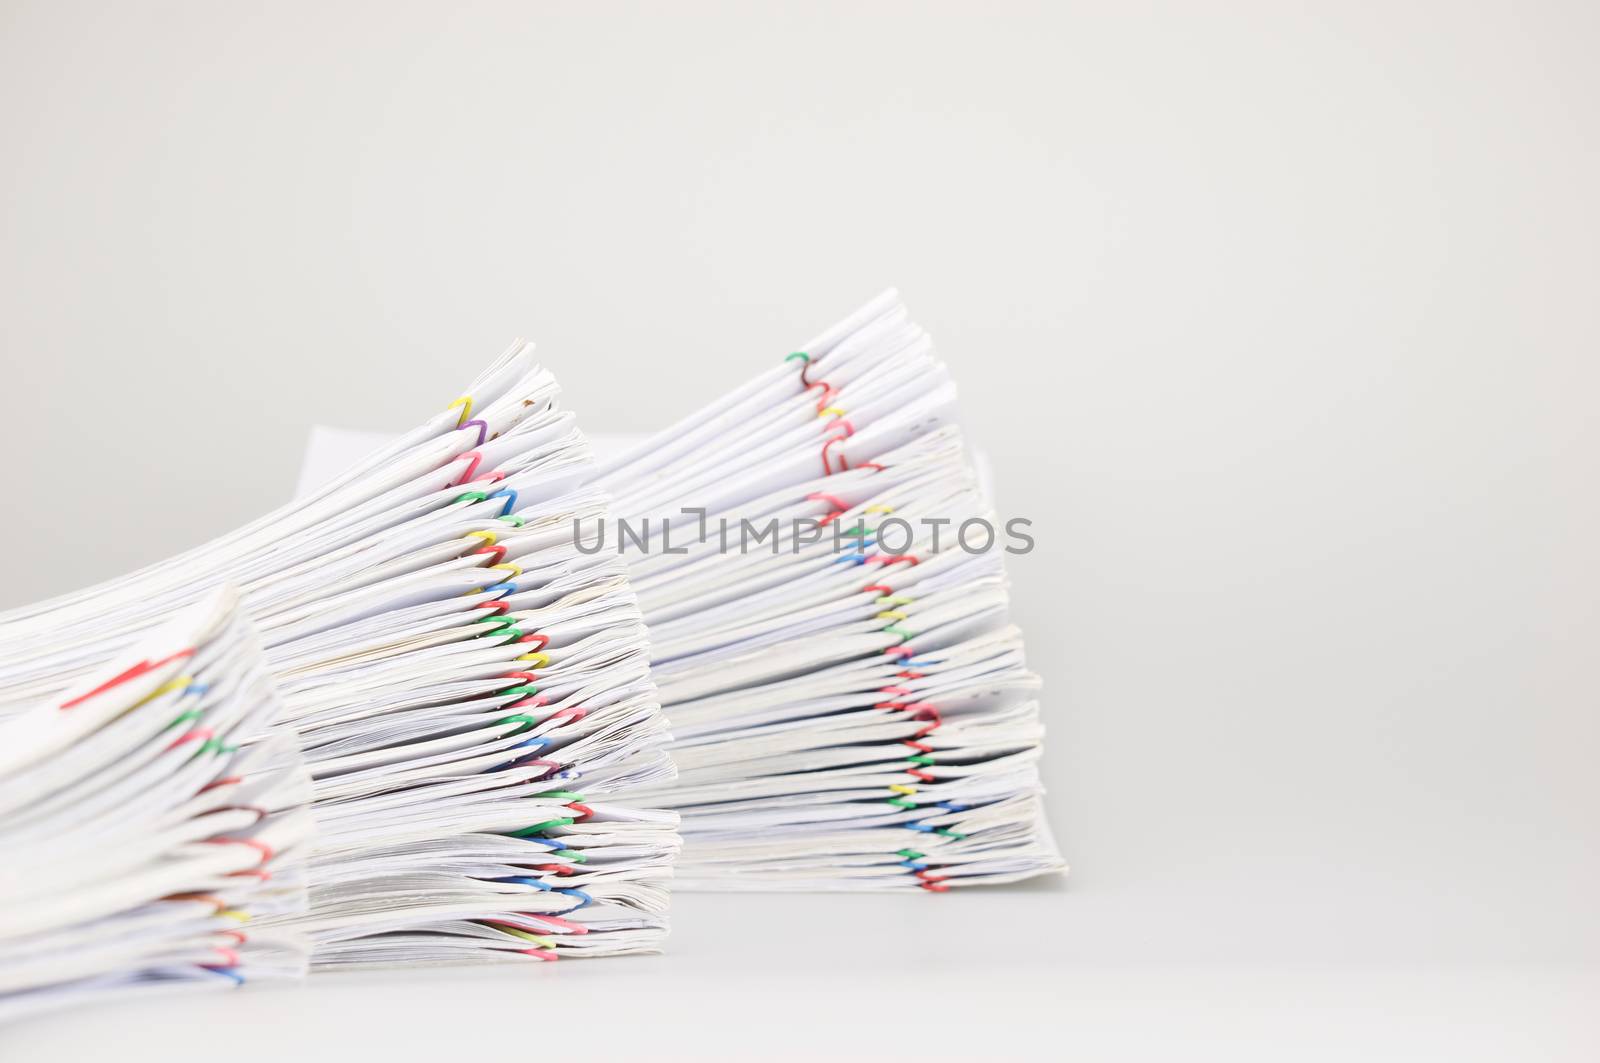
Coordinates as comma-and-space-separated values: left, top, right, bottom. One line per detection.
592, 291, 1064, 890
0, 346, 677, 965
0, 587, 312, 1021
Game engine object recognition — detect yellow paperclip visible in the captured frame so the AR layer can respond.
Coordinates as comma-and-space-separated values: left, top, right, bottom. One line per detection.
135, 675, 194, 708
465, 529, 498, 546
876, 610, 909, 622
517, 651, 551, 668
491, 562, 523, 580
888, 784, 918, 796
446, 396, 473, 426
818, 406, 846, 419
497, 927, 556, 948
864, 504, 895, 515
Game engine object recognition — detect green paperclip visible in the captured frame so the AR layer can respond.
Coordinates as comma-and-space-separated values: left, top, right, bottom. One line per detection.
473, 619, 523, 641
554, 849, 587, 863
534, 790, 583, 801
454, 490, 490, 504
905, 754, 936, 767
498, 513, 526, 526
881, 625, 913, 641
887, 797, 918, 810
511, 817, 574, 836
897, 849, 924, 860
499, 714, 539, 734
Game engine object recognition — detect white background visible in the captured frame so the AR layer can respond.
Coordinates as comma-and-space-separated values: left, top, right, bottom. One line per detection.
2, 1, 1597, 1058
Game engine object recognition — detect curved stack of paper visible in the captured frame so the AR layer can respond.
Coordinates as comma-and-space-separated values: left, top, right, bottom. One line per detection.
0, 346, 677, 964
593, 291, 1064, 890
0, 587, 312, 1021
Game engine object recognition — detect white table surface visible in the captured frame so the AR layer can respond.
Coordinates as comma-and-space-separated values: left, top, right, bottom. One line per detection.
4, 885, 1596, 1061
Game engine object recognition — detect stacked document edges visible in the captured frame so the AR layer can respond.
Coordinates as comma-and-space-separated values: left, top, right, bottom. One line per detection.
0, 587, 313, 1020
0, 347, 678, 967
594, 291, 1064, 891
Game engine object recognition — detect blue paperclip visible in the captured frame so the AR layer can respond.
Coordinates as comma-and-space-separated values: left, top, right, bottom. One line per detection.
489, 739, 551, 772
495, 876, 552, 891
487, 488, 518, 518
554, 887, 592, 912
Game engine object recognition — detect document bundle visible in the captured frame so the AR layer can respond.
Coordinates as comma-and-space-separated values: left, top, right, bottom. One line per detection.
592, 291, 1063, 890
0, 587, 312, 1020
0, 289, 1062, 1020
0, 349, 677, 1016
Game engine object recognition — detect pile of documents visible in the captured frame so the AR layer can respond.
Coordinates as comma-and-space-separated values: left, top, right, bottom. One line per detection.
595, 292, 1063, 889
0, 588, 312, 1019
0, 289, 1063, 1020
0, 349, 678, 1014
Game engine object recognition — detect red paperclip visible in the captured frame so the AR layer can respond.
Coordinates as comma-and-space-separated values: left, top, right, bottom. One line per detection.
806, 381, 836, 412
472, 543, 509, 565
820, 420, 855, 475
453, 450, 484, 486
166, 728, 213, 752
203, 837, 274, 867
167, 892, 227, 913
535, 863, 577, 876
58, 648, 196, 711
807, 492, 849, 512
871, 553, 920, 568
